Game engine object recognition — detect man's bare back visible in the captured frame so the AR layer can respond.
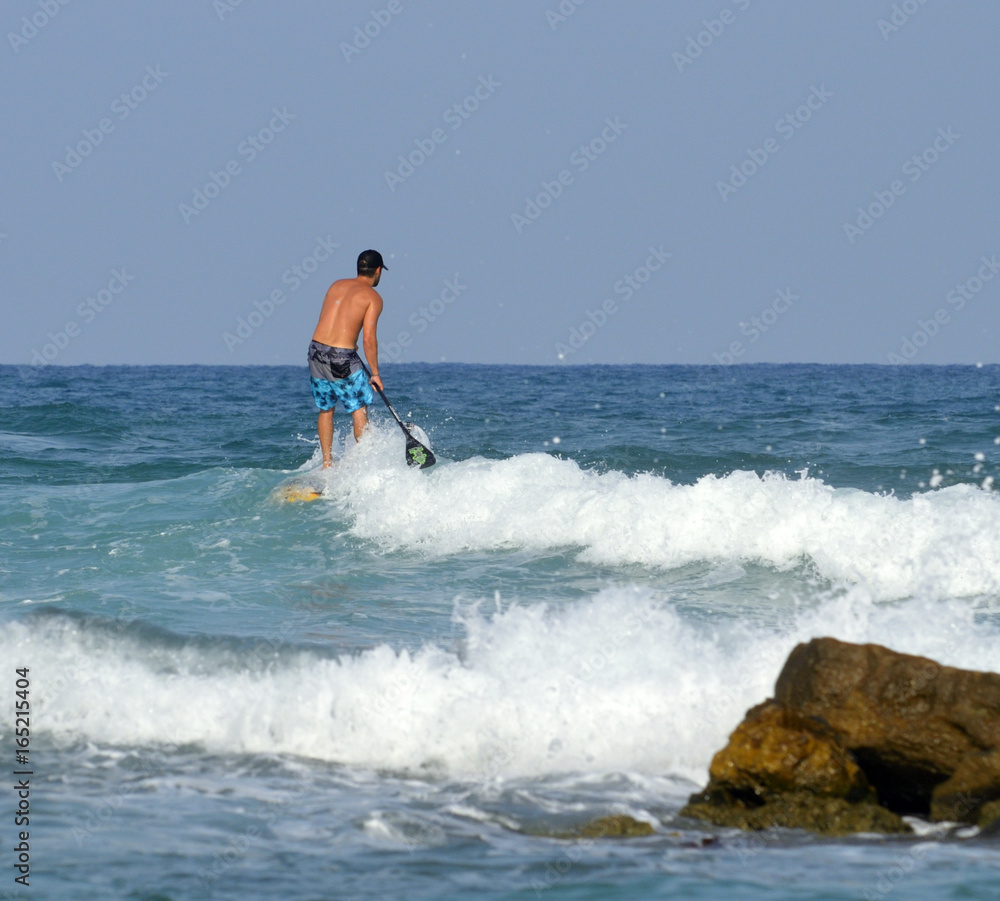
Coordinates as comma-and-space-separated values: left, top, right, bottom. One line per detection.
312, 276, 384, 362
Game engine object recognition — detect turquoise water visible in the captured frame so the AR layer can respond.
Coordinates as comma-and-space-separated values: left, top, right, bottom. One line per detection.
2, 363, 1000, 900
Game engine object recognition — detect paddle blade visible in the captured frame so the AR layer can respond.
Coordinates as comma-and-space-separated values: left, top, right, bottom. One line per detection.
405, 435, 436, 468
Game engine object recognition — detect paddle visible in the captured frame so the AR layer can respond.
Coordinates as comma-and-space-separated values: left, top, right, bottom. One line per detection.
361, 363, 436, 469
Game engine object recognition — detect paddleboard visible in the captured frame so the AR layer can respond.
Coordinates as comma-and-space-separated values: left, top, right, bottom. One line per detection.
270, 471, 328, 503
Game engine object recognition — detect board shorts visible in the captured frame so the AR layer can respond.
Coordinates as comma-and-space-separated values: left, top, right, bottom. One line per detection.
307, 341, 374, 413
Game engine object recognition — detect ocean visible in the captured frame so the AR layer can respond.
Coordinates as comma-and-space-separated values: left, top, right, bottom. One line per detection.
2, 362, 999, 900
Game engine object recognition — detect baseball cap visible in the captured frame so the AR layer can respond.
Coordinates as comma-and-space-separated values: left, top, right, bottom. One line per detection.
357, 249, 388, 272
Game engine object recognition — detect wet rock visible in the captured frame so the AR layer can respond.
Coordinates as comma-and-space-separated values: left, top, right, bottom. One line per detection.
678, 701, 907, 835
539, 814, 656, 839
978, 800, 1000, 833
775, 637, 1000, 821
683, 637, 1000, 835
701, 700, 874, 803
576, 815, 656, 838
682, 792, 910, 836
930, 748, 1000, 824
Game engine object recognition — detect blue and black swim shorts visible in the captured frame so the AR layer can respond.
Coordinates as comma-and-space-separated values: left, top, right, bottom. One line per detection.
307, 341, 374, 413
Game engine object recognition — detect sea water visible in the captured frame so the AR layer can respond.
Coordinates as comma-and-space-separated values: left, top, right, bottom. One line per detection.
1, 363, 999, 900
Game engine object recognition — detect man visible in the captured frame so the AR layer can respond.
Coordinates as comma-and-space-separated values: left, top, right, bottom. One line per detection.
307, 249, 386, 467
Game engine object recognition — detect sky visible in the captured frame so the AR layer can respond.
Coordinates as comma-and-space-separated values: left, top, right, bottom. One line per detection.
2, 0, 998, 367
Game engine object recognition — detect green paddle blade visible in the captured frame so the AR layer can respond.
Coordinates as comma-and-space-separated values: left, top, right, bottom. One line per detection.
406, 436, 435, 468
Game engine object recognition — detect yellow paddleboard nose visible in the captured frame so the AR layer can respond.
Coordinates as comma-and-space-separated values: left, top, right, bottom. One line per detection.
271, 474, 327, 503
276, 486, 323, 503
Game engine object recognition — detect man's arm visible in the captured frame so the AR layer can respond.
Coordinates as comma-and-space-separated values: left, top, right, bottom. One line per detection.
362, 292, 384, 391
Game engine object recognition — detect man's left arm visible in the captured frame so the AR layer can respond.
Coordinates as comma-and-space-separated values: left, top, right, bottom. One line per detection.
363, 294, 384, 391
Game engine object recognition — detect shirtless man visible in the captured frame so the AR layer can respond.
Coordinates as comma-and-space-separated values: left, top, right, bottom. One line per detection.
307, 249, 386, 467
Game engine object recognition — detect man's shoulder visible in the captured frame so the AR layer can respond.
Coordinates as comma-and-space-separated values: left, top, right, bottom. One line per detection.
323, 277, 352, 297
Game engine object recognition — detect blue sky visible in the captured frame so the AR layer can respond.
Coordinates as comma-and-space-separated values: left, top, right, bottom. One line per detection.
2, 0, 998, 366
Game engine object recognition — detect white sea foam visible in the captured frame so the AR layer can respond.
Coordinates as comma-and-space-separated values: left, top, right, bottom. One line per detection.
321, 440, 1000, 601
4, 588, 997, 782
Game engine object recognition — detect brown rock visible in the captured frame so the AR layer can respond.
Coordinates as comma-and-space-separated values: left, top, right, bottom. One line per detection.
979, 800, 1000, 832
537, 814, 656, 839
683, 637, 1000, 835
774, 637, 1000, 816
930, 748, 1000, 824
576, 815, 656, 838
704, 700, 874, 805
679, 700, 897, 835
682, 792, 910, 836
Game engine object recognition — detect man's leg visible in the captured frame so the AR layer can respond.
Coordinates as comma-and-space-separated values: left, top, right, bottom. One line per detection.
351, 406, 369, 442
318, 409, 334, 467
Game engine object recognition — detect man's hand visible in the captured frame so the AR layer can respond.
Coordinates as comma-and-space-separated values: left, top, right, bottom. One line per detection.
369, 373, 384, 392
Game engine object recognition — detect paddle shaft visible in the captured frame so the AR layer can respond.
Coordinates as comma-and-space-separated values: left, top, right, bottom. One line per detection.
359, 362, 436, 468
360, 363, 410, 437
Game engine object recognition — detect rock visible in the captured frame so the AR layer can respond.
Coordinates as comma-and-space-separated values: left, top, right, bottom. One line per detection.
683, 637, 1000, 835
701, 700, 874, 804
678, 701, 906, 835
682, 792, 910, 836
930, 748, 1000, 824
979, 800, 1000, 833
538, 814, 656, 839
576, 815, 656, 838
775, 637, 1000, 820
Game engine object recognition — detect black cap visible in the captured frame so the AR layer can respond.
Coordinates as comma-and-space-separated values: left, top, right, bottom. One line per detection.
357, 249, 388, 272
